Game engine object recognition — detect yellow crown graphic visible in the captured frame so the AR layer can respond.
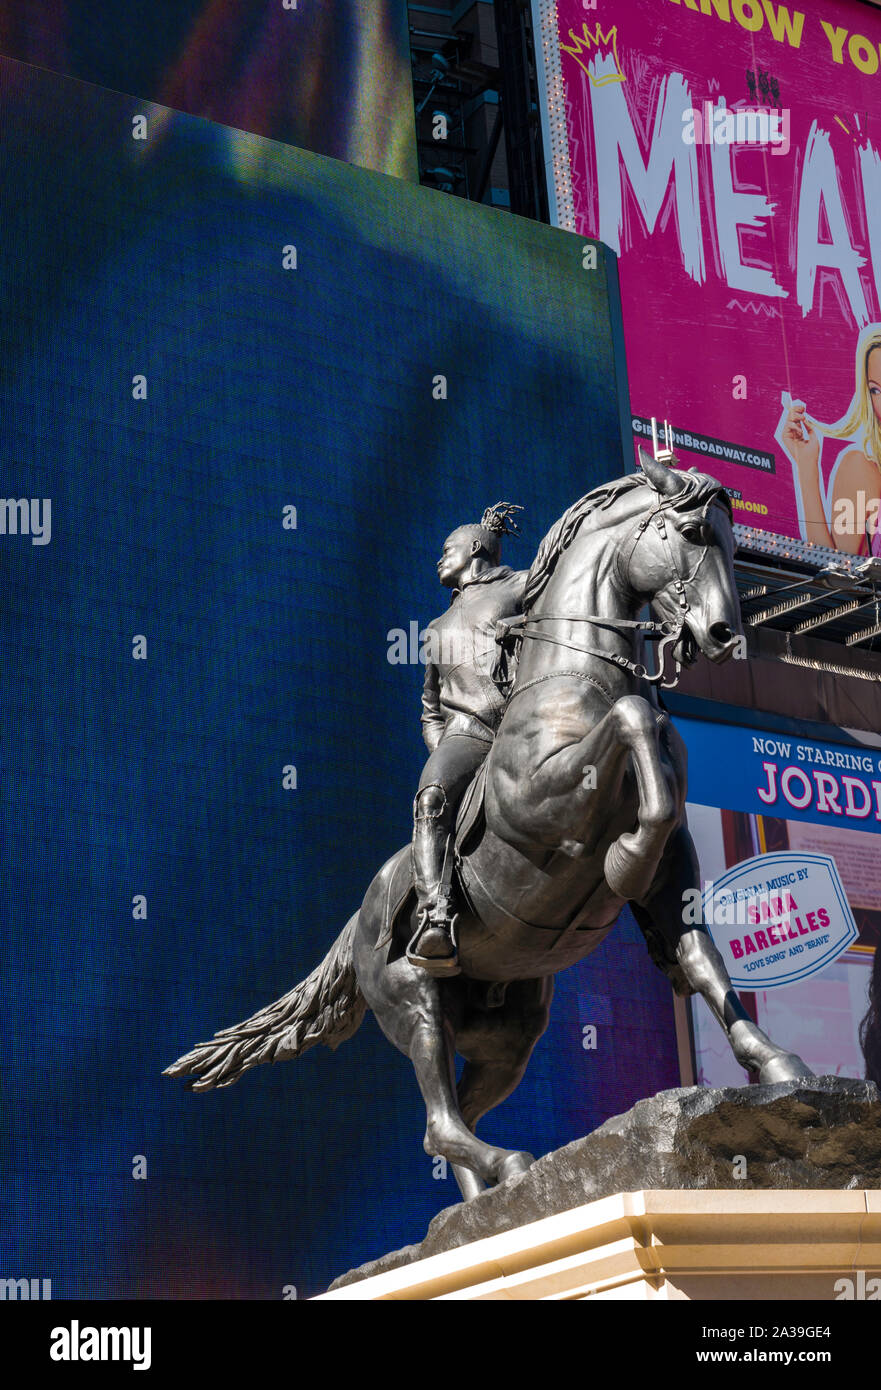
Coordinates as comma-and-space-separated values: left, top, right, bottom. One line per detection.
559, 23, 626, 87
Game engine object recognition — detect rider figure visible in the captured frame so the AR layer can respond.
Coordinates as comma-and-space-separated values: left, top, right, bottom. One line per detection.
408, 503, 525, 975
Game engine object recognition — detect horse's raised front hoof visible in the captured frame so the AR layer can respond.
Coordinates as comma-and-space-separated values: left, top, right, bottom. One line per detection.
496, 1150, 535, 1185
757, 1052, 816, 1084
603, 836, 647, 901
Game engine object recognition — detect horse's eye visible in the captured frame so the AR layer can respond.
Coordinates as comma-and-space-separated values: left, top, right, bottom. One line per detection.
681, 525, 704, 545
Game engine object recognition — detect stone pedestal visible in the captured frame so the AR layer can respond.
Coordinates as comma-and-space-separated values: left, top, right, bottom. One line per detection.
319, 1077, 881, 1300
316, 1188, 881, 1300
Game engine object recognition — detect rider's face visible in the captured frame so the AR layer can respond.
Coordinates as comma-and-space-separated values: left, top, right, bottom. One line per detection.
437, 529, 477, 588
869, 348, 881, 424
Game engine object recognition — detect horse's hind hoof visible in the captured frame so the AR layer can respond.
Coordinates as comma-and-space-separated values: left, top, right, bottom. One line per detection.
758, 1052, 815, 1084
496, 1151, 534, 1184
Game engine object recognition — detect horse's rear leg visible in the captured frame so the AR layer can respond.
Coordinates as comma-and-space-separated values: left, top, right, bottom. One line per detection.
408, 989, 534, 1188
676, 927, 814, 1082
362, 945, 534, 1190
449, 1161, 485, 1201
451, 978, 553, 1198
449, 1058, 523, 1200
450, 1040, 546, 1201
355, 877, 536, 1195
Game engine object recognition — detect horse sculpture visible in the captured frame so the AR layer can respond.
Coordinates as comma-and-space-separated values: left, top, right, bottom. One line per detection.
166, 451, 814, 1200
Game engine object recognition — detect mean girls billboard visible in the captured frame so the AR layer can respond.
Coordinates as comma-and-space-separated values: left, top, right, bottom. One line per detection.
533, 0, 881, 553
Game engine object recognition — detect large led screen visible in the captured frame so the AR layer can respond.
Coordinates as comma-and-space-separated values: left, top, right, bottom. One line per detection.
0, 0, 417, 179
0, 56, 680, 1299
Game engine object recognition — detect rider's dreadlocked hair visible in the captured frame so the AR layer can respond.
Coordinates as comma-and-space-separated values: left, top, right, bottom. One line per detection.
457, 501, 523, 563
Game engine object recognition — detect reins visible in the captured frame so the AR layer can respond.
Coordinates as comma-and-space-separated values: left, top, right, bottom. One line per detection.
510, 489, 720, 696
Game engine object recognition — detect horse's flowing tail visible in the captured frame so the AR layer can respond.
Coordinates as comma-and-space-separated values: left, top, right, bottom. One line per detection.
163, 913, 367, 1092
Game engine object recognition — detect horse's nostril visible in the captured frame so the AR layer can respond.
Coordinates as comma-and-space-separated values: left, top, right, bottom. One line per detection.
709, 622, 733, 645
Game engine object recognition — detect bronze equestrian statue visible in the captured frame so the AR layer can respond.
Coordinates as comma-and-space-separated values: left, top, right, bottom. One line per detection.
166, 452, 814, 1201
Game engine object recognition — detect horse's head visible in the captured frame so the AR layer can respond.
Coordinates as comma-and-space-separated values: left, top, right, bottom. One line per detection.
627, 448, 742, 666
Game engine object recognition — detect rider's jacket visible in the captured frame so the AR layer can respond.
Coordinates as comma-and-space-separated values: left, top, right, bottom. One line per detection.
421, 566, 527, 751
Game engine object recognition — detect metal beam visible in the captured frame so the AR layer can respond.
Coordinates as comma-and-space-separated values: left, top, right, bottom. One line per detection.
745, 589, 830, 627
791, 594, 878, 635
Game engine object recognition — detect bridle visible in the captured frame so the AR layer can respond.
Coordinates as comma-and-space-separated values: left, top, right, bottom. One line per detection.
512, 488, 724, 695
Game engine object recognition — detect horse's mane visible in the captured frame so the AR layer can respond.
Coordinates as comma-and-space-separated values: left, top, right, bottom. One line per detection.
523, 469, 730, 611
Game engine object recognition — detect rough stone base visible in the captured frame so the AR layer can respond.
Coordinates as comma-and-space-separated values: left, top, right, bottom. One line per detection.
330, 1076, 881, 1291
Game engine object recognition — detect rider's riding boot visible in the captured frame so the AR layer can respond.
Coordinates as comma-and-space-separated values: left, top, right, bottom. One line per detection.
409, 785, 459, 974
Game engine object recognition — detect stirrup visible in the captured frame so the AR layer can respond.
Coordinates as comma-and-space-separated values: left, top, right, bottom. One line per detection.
406, 909, 461, 977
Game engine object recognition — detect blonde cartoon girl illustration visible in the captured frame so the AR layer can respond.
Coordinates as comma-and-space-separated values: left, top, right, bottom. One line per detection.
779, 324, 881, 555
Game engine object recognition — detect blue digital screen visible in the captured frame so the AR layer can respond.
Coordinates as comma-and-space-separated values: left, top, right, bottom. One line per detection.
1, 56, 679, 1298
0, 0, 417, 178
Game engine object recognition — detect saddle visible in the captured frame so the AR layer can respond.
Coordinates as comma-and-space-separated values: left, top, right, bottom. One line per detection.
374, 759, 489, 951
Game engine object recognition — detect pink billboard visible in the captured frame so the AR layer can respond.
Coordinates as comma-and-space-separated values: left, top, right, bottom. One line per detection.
535, 0, 881, 552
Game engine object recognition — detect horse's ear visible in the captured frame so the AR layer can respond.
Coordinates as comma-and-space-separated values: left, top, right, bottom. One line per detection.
638, 446, 686, 497
637, 445, 654, 474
